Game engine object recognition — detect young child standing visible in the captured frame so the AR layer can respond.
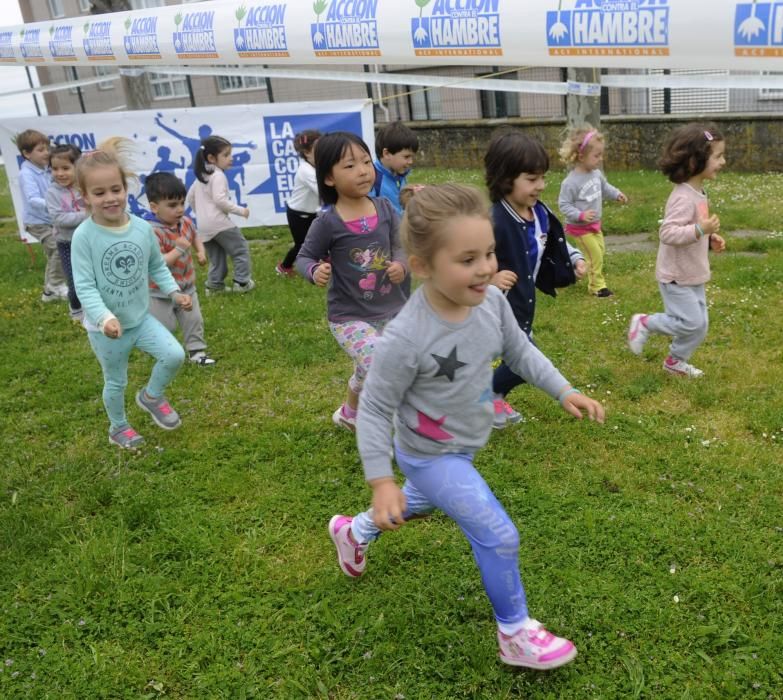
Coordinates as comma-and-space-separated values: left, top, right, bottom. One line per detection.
484, 130, 586, 429
71, 139, 190, 449
276, 129, 321, 278
45, 144, 87, 320
145, 172, 215, 367
17, 129, 68, 301
186, 135, 254, 294
558, 125, 627, 298
328, 184, 605, 670
627, 123, 726, 378
373, 120, 419, 214
295, 131, 409, 432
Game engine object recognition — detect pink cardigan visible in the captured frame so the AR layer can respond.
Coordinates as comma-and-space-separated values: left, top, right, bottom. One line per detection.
186, 169, 245, 242
656, 183, 712, 286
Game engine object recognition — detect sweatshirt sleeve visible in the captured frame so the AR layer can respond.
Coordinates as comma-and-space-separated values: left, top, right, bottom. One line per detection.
659, 190, 699, 246
19, 166, 49, 220
558, 176, 583, 222
209, 171, 244, 216
145, 225, 180, 296
71, 224, 114, 328
357, 328, 419, 481
600, 171, 621, 201
294, 213, 331, 282
45, 187, 86, 229
301, 162, 318, 197
385, 200, 407, 268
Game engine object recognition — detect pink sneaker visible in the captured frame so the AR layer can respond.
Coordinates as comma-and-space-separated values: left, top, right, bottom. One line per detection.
332, 405, 356, 432
497, 619, 577, 670
663, 356, 704, 378
492, 395, 523, 430
328, 515, 367, 578
627, 313, 650, 355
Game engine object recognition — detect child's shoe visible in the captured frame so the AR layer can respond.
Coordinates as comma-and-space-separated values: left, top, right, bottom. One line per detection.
275, 262, 296, 278
332, 404, 356, 432
663, 356, 704, 378
627, 313, 650, 355
595, 287, 614, 298
41, 290, 60, 303
497, 619, 577, 670
232, 279, 256, 293
189, 350, 216, 366
109, 425, 145, 450
135, 389, 182, 430
329, 515, 367, 578
492, 395, 523, 430
204, 285, 224, 297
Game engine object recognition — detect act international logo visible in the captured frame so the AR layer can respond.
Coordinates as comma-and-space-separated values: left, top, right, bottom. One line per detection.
735, 2, 783, 56
48, 24, 77, 62
19, 28, 44, 62
311, 0, 381, 57
411, 0, 502, 57
547, 0, 670, 57
234, 4, 289, 58
123, 15, 162, 60
83, 20, 115, 60
172, 10, 219, 59
0, 31, 14, 63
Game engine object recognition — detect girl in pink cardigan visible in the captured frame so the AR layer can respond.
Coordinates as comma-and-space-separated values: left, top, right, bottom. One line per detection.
627, 123, 726, 378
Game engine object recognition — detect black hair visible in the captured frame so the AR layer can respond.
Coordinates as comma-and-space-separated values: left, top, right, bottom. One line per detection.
484, 130, 550, 203
375, 120, 419, 158
193, 135, 231, 184
314, 131, 373, 206
49, 143, 81, 165
145, 171, 186, 203
659, 122, 724, 184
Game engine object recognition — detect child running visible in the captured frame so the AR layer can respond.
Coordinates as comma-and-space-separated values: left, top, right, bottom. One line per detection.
71, 139, 190, 449
485, 130, 586, 429
186, 135, 254, 295
276, 129, 321, 278
328, 184, 605, 670
45, 143, 87, 320
146, 172, 216, 367
558, 125, 627, 298
295, 131, 409, 432
627, 123, 726, 377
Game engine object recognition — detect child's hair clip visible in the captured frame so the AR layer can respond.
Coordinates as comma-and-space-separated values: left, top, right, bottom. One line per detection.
704, 131, 714, 141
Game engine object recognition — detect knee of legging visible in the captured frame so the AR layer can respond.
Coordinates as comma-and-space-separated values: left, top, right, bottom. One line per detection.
494, 520, 520, 554
162, 343, 186, 368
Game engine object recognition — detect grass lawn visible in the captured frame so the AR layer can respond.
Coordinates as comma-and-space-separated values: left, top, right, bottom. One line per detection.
1, 167, 782, 698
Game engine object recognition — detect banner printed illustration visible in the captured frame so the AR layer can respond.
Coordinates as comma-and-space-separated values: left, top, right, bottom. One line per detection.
20, 28, 44, 63
0, 30, 14, 63
123, 14, 163, 60
411, 0, 502, 57
546, 0, 670, 57
734, 2, 783, 56
249, 111, 363, 212
48, 24, 77, 62
311, 0, 381, 57
83, 19, 115, 61
172, 8, 219, 59
234, 3, 290, 58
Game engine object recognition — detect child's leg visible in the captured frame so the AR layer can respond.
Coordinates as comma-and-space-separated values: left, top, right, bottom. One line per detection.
87, 330, 134, 432
282, 209, 316, 269
56, 240, 81, 311
203, 239, 228, 290
133, 314, 186, 398
215, 227, 252, 285
148, 296, 177, 335
569, 232, 606, 294
174, 289, 207, 353
28, 224, 66, 294
647, 283, 708, 361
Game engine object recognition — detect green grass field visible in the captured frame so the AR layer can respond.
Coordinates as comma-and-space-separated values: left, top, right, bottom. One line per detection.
1, 168, 782, 698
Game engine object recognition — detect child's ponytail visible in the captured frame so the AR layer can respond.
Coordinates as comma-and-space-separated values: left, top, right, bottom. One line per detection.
194, 135, 231, 184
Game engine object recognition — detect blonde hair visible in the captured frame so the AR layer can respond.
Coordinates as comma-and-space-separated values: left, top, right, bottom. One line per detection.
76, 136, 137, 193
558, 124, 605, 166
401, 183, 489, 264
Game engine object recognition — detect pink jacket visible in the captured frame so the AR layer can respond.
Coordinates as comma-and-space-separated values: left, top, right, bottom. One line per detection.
186, 169, 245, 242
656, 183, 712, 286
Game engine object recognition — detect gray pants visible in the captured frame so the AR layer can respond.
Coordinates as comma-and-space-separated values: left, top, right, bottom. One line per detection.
148, 288, 206, 353
26, 224, 66, 293
646, 282, 708, 362
203, 227, 251, 289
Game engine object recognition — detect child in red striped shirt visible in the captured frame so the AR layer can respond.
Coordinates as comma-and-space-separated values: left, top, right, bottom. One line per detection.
146, 172, 216, 366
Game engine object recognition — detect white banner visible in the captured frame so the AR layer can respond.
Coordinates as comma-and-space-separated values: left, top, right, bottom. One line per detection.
0, 1, 782, 71
0, 99, 373, 241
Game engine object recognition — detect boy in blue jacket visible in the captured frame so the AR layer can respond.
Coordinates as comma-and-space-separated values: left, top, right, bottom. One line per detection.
373, 121, 419, 215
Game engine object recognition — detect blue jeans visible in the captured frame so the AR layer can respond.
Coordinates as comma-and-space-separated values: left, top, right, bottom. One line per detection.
351, 446, 528, 626
88, 314, 185, 431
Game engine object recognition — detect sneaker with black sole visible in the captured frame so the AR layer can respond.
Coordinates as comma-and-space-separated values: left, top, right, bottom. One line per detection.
595, 287, 614, 298
135, 389, 182, 430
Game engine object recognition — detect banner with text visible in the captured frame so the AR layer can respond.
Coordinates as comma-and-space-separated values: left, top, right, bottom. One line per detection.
0, 99, 373, 241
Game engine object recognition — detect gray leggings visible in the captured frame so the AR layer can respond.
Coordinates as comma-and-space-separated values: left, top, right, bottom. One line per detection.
646, 282, 708, 362
203, 227, 251, 289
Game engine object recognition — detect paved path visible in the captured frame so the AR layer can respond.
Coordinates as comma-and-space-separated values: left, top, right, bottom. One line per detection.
605, 229, 772, 252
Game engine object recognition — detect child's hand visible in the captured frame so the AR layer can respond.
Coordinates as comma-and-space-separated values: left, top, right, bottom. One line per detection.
174, 293, 193, 311
313, 262, 332, 287
196, 250, 207, 266
491, 270, 518, 291
241, 207, 250, 219
103, 318, 122, 339
385, 261, 406, 284
709, 233, 726, 253
370, 478, 407, 531
574, 260, 587, 280
581, 209, 598, 223
617, 192, 628, 204
700, 214, 720, 237
560, 389, 605, 423
174, 236, 191, 251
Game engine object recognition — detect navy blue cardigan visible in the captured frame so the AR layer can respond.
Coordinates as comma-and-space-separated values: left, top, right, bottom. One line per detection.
491, 200, 577, 336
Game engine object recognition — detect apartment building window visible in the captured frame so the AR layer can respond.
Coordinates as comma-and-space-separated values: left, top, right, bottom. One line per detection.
95, 66, 116, 91
217, 68, 264, 93
48, 0, 65, 18
478, 71, 520, 119
148, 73, 190, 100
78, 0, 93, 11
129, 0, 163, 8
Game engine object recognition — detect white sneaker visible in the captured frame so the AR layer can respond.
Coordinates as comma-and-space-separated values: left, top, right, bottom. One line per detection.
54, 284, 70, 299
663, 356, 704, 378
41, 290, 60, 303
627, 314, 650, 355
232, 279, 256, 293
497, 618, 577, 670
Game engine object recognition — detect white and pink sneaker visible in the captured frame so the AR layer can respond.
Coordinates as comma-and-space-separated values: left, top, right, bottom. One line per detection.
497, 618, 577, 670
332, 405, 357, 432
663, 356, 704, 378
328, 515, 367, 578
627, 313, 650, 355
